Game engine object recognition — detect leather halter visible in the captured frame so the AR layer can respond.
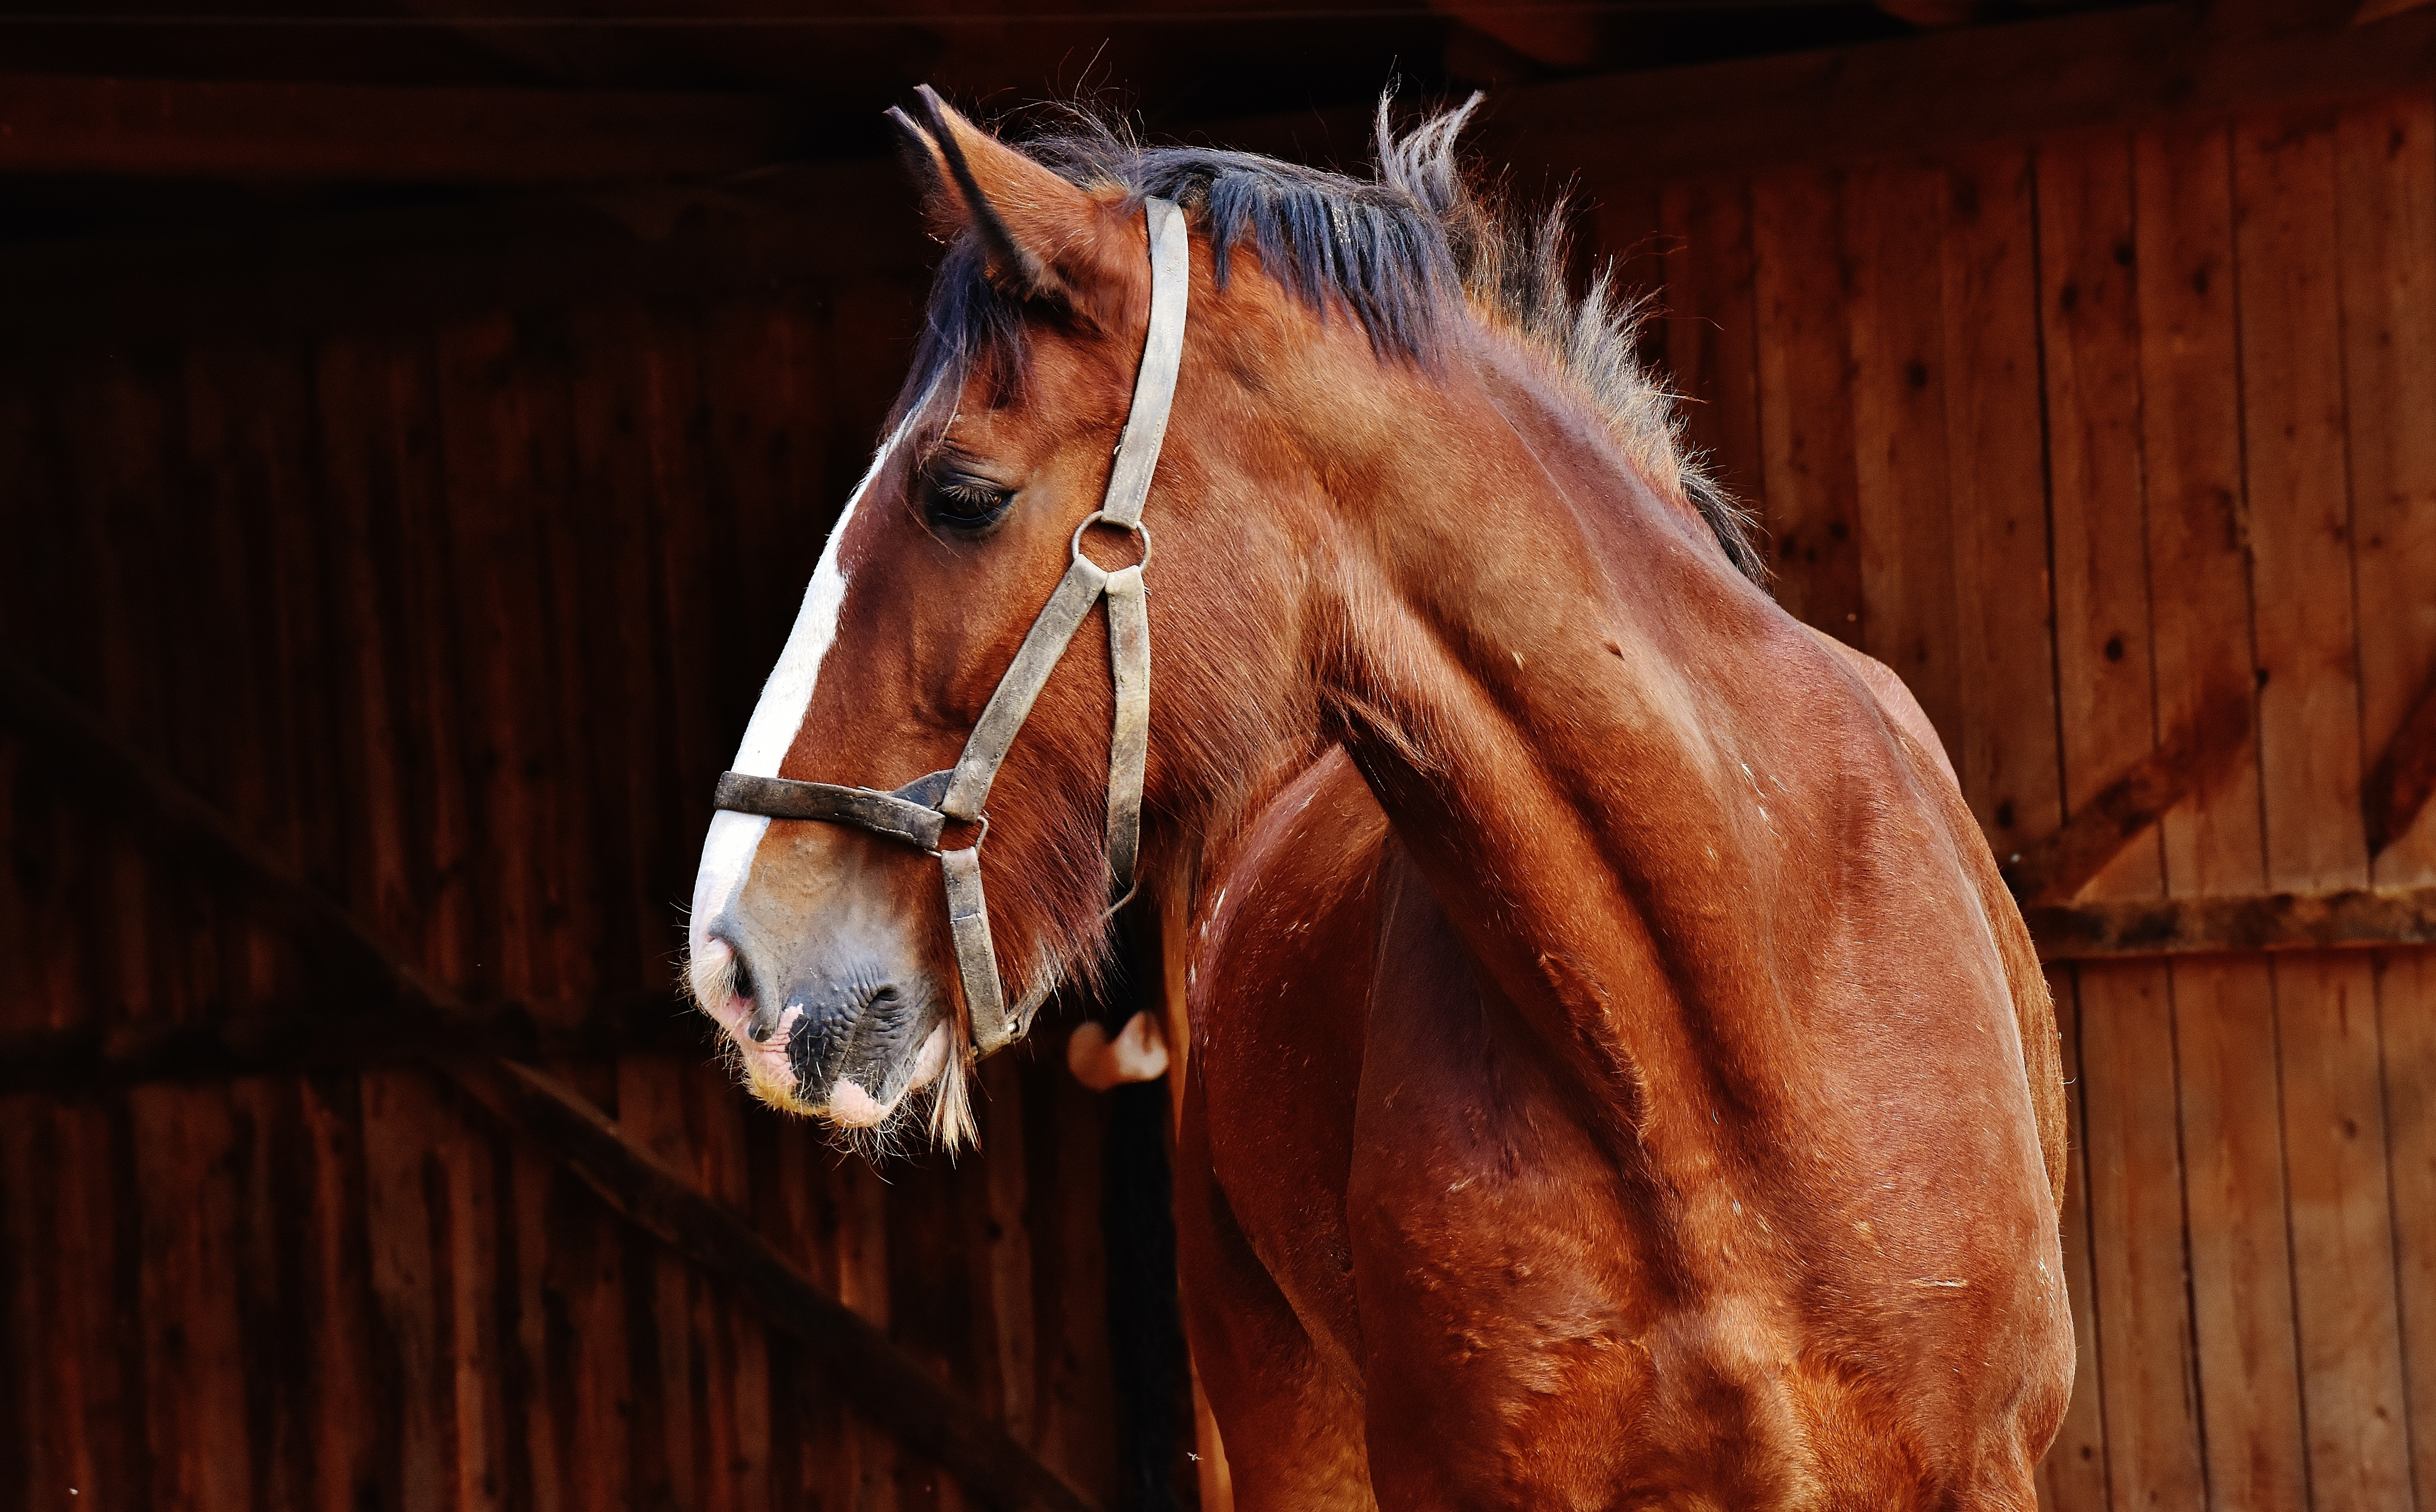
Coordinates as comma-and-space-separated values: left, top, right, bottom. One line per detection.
713, 197, 1190, 1060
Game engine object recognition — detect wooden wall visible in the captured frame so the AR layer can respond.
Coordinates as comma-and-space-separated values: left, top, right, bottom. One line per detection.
0, 189, 1138, 1510
4, 62, 2435, 1512
1587, 86, 2436, 1512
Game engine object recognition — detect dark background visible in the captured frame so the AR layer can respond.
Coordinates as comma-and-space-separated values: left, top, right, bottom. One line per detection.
4, 0, 2435, 1508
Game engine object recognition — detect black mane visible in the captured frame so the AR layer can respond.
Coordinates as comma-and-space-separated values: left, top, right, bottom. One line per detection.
896, 97, 1766, 584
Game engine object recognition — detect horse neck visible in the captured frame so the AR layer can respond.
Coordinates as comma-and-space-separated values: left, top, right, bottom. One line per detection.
1307, 339, 1859, 1100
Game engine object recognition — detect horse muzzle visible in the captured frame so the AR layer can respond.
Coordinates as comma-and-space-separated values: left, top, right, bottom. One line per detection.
691, 918, 951, 1127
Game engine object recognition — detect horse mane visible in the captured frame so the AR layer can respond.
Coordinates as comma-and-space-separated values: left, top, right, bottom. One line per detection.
896, 93, 1767, 584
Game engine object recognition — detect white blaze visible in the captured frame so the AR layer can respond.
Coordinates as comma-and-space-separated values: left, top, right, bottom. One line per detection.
687, 395, 935, 994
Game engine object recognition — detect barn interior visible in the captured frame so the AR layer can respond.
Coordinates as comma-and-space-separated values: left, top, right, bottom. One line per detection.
4, 0, 2436, 1507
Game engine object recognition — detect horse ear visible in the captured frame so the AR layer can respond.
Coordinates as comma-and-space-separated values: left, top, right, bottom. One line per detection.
886, 86, 1104, 302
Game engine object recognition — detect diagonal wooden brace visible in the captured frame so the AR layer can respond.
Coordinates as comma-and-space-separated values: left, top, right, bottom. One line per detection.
0, 656, 1097, 1512
1999, 681, 2255, 905
2365, 668, 2436, 861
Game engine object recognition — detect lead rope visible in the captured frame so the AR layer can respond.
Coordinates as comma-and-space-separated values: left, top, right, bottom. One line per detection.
712, 196, 1190, 1059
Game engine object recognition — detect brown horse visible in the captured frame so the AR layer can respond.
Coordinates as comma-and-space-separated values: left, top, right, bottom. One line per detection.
687, 91, 2071, 1503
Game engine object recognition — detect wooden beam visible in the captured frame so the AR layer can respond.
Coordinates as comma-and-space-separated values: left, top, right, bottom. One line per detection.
0, 659, 1098, 1512
0, 157, 925, 357
1429, 1, 1600, 67
1501, 0, 2436, 180
1874, 0, 1982, 27
2000, 683, 2253, 903
2365, 670, 2436, 858
2029, 883, 2436, 959
0, 74, 801, 183
1220, 1, 2436, 184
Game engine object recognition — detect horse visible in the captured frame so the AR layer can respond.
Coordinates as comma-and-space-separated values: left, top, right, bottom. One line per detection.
685, 88, 2073, 1505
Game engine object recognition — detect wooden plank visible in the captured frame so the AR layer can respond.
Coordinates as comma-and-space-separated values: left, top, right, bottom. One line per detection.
1748, 166, 1863, 637
2, 1099, 144, 1510
2166, 959, 2307, 1508
1842, 160, 1962, 747
515, 310, 609, 1022
503, 1144, 568, 1512
384, 334, 481, 991
1657, 177, 1765, 510
171, 338, 274, 1039
2037, 130, 2164, 904
901, 1155, 985, 1512
2032, 122, 2205, 1510
0, 1099, 79, 1506
838, 1148, 903, 1512
617, 1054, 707, 1512
130, 1084, 253, 1511
439, 1088, 508, 1512
684, 1062, 771, 1512
1937, 147, 2064, 850
759, 1110, 853, 1510
2336, 94, 2436, 883
2377, 945, 2436, 1508
2235, 106, 2416, 1511
2034, 968, 2109, 1512
2131, 119, 2269, 900
550, 1120, 639, 1512
639, 306, 730, 928
1034, 1069, 1118, 1502
295, 1075, 380, 1512
0, 73, 801, 183
359, 1069, 450, 1508
226, 1078, 302, 1510
434, 314, 551, 1007
2271, 952, 2414, 1508
2029, 882, 2436, 957
2238, 112, 2371, 894
566, 301, 685, 994
2072, 962, 2206, 1509
0, 1097, 39, 1502
979, 1055, 1041, 1454
71, 356, 170, 1044
2128, 116, 2309, 1503
313, 335, 421, 945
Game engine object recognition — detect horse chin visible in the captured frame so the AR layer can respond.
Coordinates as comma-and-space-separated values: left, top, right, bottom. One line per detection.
824, 1022, 948, 1128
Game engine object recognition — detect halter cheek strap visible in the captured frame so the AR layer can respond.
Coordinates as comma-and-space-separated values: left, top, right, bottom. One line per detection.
712, 196, 1190, 1060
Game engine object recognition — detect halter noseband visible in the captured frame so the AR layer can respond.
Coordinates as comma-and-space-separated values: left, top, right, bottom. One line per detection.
712, 197, 1190, 1060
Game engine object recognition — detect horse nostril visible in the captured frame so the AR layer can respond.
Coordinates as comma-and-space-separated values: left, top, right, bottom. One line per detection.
732, 956, 756, 1005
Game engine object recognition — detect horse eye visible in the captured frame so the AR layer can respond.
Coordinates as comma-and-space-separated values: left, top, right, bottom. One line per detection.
924, 472, 1015, 531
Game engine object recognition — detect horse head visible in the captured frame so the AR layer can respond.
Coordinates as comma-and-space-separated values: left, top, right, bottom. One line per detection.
686, 87, 1761, 1150
686, 91, 1326, 1146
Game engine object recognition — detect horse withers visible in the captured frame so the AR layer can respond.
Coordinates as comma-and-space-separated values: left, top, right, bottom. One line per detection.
685, 89, 2072, 1505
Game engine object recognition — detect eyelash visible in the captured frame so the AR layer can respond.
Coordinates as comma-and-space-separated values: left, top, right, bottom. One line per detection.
924, 472, 1015, 530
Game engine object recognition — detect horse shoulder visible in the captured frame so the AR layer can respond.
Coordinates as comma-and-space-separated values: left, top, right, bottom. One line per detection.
1802, 626, 2068, 1216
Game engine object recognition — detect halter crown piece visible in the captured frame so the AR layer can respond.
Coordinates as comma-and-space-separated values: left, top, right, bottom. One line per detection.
712, 197, 1190, 1060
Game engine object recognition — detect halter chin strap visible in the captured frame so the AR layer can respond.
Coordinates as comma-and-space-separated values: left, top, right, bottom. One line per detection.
712, 196, 1190, 1060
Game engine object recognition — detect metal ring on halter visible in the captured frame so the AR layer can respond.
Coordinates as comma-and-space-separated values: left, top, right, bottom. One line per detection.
1071, 510, 1152, 572
924, 810, 988, 857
